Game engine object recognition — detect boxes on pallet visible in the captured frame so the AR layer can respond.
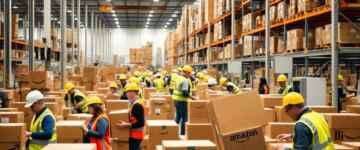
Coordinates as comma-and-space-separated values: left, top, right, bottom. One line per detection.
106, 100, 128, 112
288, 0, 297, 17
265, 122, 295, 139
0, 123, 26, 150
0, 112, 24, 123
161, 140, 217, 150
186, 123, 216, 143
286, 29, 304, 51
148, 120, 179, 150
108, 109, 129, 140
324, 113, 360, 141
270, 36, 278, 54
297, 0, 318, 13
42, 144, 96, 150
270, 5, 277, 23
209, 92, 267, 150
149, 98, 172, 120
56, 120, 84, 143
188, 100, 210, 123
323, 23, 360, 45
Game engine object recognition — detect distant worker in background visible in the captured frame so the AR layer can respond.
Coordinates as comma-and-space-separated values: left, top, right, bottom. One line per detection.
337, 74, 356, 112
207, 77, 218, 91
0, 90, 9, 108
172, 65, 194, 136
277, 92, 334, 150
116, 83, 145, 150
219, 77, 240, 94
143, 71, 153, 88
82, 97, 111, 150
153, 73, 165, 92
118, 74, 128, 99
277, 74, 293, 95
25, 90, 57, 150
258, 77, 270, 94
64, 82, 89, 113
107, 82, 121, 99
166, 68, 181, 95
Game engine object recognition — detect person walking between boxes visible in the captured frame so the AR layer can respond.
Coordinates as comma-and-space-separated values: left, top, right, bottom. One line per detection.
172, 65, 194, 136
82, 96, 111, 150
219, 77, 240, 94
64, 82, 89, 113
277, 74, 293, 96
116, 83, 145, 150
277, 92, 335, 150
25, 90, 57, 150
153, 73, 166, 92
107, 82, 121, 98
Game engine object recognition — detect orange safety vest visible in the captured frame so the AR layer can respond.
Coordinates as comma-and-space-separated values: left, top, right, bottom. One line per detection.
86, 114, 112, 150
129, 101, 145, 140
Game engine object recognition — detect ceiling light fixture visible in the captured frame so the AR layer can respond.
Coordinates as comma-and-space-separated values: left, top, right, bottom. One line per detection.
166, 22, 170, 25
147, 18, 151, 21
171, 14, 177, 17
169, 18, 173, 21
112, 13, 117, 17
12, 6, 18, 9
149, 14, 153, 17
154, 0, 159, 2
150, 10, 154, 13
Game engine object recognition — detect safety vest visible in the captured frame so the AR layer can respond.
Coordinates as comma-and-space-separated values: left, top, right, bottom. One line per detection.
227, 82, 240, 94
29, 108, 57, 150
294, 111, 335, 150
281, 85, 292, 96
129, 101, 145, 140
154, 78, 165, 92
172, 75, 192, 102
74, 90, 89, 113
169, 73, 178, 90
86, 114, 112, 150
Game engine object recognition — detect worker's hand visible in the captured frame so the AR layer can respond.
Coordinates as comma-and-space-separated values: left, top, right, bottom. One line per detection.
82, 124, 89, 133
116, 121, 130, 128
277, 133, 292, 142
25, 131, 32, 137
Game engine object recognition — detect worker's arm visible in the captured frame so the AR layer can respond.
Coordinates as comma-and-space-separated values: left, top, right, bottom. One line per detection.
85, 118, 109, 139
130, 104, 145, 129
226, 84, 234, 93
293, 122, 313, 150
74, 96, 85, 109
31, 115, 55, 140
181, 80, 190, 97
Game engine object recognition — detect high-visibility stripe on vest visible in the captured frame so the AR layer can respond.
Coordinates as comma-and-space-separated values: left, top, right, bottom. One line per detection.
172, 75, 192, 102
29, 108, 57, 150
74, 90, 89, 113
129, 101, 145, 140
169, 73, 178, 90
294, 111, 335, 150
227, 82, 240, 94
281, 85, 292, 96
154, 78, 165, 92
86, 114, 112, 150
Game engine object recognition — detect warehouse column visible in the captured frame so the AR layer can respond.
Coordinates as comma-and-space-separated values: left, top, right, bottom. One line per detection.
44, 0, 51, 70
94, 16, 98, 64
28, 0, 34, 72
91, 12, 94, 64
231, 0, 235, 61
60, 0, 67, 89
85, 3, 88, 65
77, 0, 81, 66
265, 0, 270, 82
71, 0, 75, 65
4, 0, 12, 88
331, 0, 339, 110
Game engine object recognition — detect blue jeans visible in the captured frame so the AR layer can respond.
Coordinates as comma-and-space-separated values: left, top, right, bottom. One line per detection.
174, 101, 188, 135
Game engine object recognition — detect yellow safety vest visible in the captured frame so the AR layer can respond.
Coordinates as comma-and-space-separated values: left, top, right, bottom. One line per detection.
294, 111, 335, 150
227, 82, 240, 94
169, 73, 178, 90
153, 78, 165, 92
67, 90, 89, 113
172, 75, 192, 102
280, 85, 292, 96
29, 108, 57, 150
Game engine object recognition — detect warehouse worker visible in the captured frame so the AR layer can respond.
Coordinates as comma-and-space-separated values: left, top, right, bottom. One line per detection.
116, 83, 145, 150
82, 96, 111, 150
166, 68, 182, 94
219, 77, 240, 94
25, 90, 57, 150
118, 74, 128, 99
277, 92, 335, 150
277, 74, 293, 95
208, 77, 218, 91
337, 74, 356, 112
153, 73, 165, 92
172, 65, 194, 136
64, 82, 89, 113
143, 71, 153, 88
107, 82, 120, 99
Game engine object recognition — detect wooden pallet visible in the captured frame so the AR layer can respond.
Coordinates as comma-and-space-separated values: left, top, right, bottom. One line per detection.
255, 53, 265, 57
285, 48, 304, 53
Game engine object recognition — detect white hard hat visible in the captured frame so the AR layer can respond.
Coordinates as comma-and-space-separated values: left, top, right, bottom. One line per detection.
208, 78, 218, 86
154, 73, 161, 77
25, 90, 44, 108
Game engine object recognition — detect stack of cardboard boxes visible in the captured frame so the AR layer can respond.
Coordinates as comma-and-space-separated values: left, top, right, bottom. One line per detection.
129, 44, 153, 66
0, 123, 26, 150
56, 120, 85, 143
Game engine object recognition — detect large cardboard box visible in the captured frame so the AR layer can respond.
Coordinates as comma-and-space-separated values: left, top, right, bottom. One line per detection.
42, 144, 96, 150
264, 108, 276, 123
324, 113, 360, 129
106, 100, 129, 112
161, 140, 217, 150
0, 108, 18, 112
341, 142, 360, 150
209, 92, 267, 150
149, 98, 172, 120
0, 123, 26, 142
29, 71, 53, 89
309, 106, 337, 113
347, 105, 360, 114
83, 67, 98, 82
265, 122, 295, 139
148, 120, 179, 150
67, 113, 92, 121
260, 94, 283, 108
188, 100, 210, 123
186, 123, 216, 143
0, 112, 24, 123
196, 83, 209, 100
275, 106, 294, 122
56, 120, 85, 141
144, 88, 157, 100
108, 109, 129, 140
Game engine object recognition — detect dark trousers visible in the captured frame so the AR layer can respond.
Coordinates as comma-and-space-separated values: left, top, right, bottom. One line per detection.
129, 138, 142, 150
174, 101, 188, 135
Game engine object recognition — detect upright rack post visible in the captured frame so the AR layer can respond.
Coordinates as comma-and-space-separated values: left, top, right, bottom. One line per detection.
331, 0, 339, 111
4, 0, 12, 88
28, 0, 34, 72
85, 4, 88, 65
77, 0, 81, 66
60, 0, 67, 89
265, 0, 270, 82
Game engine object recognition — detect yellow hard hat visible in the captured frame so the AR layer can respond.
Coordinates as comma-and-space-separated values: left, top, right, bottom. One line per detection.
338, 74, 344, 81
282, 92, 305, 108
196, 72, 205, 79
129, 77, 141, 84
109, 82, 118, 89
125, 83, 140, 92
134, 71, 141, 77
85, 96, 104, 107
177, 67, 183, 72
182, 65, 193, 74
118, 74, 127, 80
277, 74, 288, 82
64, 82, 75, 93
219, 77, 228, 86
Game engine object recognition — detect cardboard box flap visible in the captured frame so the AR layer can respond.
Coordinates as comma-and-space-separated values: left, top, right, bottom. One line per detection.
162, 140, 216, 147
210, 91, 267, 134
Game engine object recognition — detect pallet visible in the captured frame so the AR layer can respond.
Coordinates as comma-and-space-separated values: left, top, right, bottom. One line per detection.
242, 55, 252, 58
285, 49, 304, 53
315, 43, 360, 49
255, 53, 265, 57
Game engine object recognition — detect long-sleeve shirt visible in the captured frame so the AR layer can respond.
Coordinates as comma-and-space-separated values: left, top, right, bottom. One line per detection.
31, 108, 55, 140
292, 108, 313, 150
83, 117, 109, 143
181, 79, 191, 97
130, 103, 145, 129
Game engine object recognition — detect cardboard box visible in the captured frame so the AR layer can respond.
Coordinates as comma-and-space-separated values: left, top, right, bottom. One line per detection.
83, 67, 98, 82
150, 94, 174, 118
0, 112, 24, 123
209, 92, 267, 150
0, 123, 26, 142
108, 109, 129, 140
264, 108, 276, 123
186, 123, 216, 143
265, 122, 295, 139
332, 129, 360, 142
67, 113, 92, 121
0, 108, 18, 112
275, 106, 294, 122
29, 71, 53, 90
324, 113, 360, 129
347, 105, 360, 114
149, 98, 172, 120
112, 140, 129, 150
309, 106, 337, 113
196, 83, 209, 100
260, 94, 283, 108
106, 100, 129, 112
341, 142, 360, 150
161, 140, 217, 150
42, 144, 96, 150
144, 88, 157, 100
0, 142, 25, 150
63, 107, 72, 120
188, 100, 210, 123
148, 120, 179, 150
56, 120, 84, 140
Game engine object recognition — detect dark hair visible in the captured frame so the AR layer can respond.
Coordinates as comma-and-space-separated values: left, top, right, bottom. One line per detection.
89, 104, 104, 117
285, 103, 305, 111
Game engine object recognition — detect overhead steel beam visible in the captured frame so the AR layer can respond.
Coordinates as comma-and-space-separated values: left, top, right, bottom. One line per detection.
28, 0, 34, 72
60, 0, 66, 89
4, 0, 12, 88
